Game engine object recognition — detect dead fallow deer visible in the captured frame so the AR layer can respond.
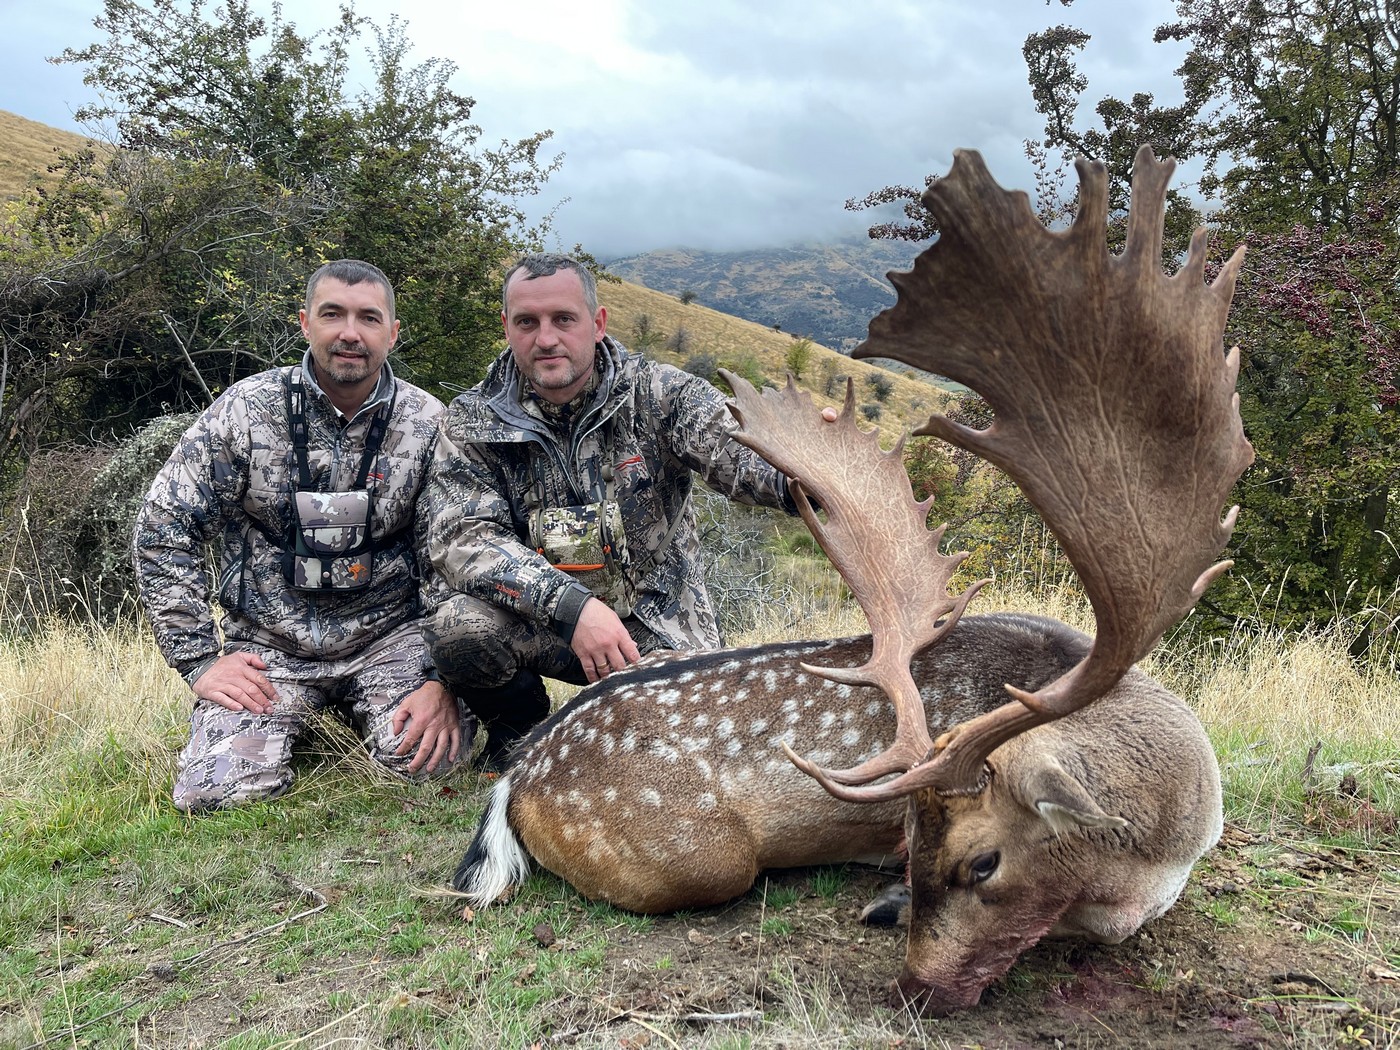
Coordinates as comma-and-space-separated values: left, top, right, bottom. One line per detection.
452, 144, 1253, 1012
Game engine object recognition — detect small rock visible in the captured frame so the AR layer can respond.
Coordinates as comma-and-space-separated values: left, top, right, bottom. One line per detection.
532, 922, 556, 948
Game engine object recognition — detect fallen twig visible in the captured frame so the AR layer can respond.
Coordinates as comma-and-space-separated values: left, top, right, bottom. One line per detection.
542, 1004, 763, 1045
165, 876, 329, 972
265, 1002, 374, 1049
18, 1003, 133, 1050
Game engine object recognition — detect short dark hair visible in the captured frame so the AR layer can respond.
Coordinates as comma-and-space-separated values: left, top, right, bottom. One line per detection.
501, 253, 598, 315
305, 259, 396, 321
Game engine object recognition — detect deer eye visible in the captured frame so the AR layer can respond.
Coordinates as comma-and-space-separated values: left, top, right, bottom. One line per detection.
969, 851, 1001, 883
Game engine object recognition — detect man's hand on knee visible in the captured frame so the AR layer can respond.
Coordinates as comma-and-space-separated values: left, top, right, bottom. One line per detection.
392, 680, 461, 774
570, 598, 642, 684
194, 652, 280, 714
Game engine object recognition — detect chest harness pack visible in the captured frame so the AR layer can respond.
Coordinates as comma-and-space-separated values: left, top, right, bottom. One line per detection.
278, 367, 397, 592
526, 452, 636, 616
524, 442, 686, 620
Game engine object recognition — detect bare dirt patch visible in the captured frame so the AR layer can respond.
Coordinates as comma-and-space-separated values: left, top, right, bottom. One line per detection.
538, 822, 1399, 1048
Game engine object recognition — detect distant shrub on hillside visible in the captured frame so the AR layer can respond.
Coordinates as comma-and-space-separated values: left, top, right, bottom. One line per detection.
867, 372, 894, 403
683, 352, 719, 383
667, 326, 693, 355
629, 312, 663, 353
784, 337, 814, 379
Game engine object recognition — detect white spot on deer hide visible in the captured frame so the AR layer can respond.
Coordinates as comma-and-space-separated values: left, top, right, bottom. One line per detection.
749, 718, 769, 735
640, 788, 662, 807
649, 741, 680, 763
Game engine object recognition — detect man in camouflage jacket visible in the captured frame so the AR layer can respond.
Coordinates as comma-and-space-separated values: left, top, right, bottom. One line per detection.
423, 253, 798, 769
135, 259, 467, 811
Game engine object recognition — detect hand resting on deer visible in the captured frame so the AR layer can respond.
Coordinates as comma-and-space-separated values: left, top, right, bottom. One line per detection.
451, 144, 1253, 1013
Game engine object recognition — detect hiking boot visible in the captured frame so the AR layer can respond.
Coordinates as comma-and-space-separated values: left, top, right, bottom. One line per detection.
449, 671, 550, 774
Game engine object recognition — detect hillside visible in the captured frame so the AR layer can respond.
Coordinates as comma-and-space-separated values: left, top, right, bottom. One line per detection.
598, 277, 953, 446
0, 110, 93, 200
605, 238, 931, 353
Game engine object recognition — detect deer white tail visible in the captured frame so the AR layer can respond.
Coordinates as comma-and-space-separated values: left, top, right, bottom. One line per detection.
452, 774, 533, 907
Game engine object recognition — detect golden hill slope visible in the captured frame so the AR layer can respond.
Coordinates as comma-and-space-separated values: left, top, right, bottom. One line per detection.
0, 111, 94, 200
599, 277, 954, 445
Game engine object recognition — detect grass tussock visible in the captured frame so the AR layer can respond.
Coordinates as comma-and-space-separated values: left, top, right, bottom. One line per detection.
0, 616, 186, 793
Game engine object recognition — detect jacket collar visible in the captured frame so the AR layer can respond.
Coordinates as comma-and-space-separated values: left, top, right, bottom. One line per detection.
298, 351, 396, 423
484, 337, 631, 430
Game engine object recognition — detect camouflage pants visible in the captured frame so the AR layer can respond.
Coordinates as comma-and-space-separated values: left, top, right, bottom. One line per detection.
424, 592, 669, 690
173, 621, 472, 813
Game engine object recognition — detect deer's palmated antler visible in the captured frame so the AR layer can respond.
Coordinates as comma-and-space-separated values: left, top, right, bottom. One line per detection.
833, 145, 1255, 797
723, 372, 988, 787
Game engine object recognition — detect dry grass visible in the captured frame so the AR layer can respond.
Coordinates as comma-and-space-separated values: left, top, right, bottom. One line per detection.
1188, 624, 1398, 745
5, 570, 1397, 781
0, 616, 186, 795
0, 110, 94, 201
600, 278, 955, 446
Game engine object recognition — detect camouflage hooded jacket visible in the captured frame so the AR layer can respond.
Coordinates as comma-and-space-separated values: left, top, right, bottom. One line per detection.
424, 337, 794, 651
134, 356, 444, 683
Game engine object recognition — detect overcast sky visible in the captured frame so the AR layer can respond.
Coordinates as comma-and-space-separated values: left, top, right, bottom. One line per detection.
2, 0, 1191, 259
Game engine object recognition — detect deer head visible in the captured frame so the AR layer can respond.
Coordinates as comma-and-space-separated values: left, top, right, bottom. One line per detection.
725, 145, 1253, 1011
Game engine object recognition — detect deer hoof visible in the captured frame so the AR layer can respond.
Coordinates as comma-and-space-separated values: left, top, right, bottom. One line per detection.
859, 882, 911, 927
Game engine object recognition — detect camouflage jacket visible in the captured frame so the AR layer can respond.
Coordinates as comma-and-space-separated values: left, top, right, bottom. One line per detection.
134, 355, 444, 683
424, 337, 794, 650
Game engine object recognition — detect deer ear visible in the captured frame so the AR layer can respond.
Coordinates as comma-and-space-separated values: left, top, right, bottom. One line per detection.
1011, 757, 1129, 835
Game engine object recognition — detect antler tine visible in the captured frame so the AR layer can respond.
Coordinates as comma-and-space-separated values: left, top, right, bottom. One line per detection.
721, 370, 988, 791
850, 144, 1254, 795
